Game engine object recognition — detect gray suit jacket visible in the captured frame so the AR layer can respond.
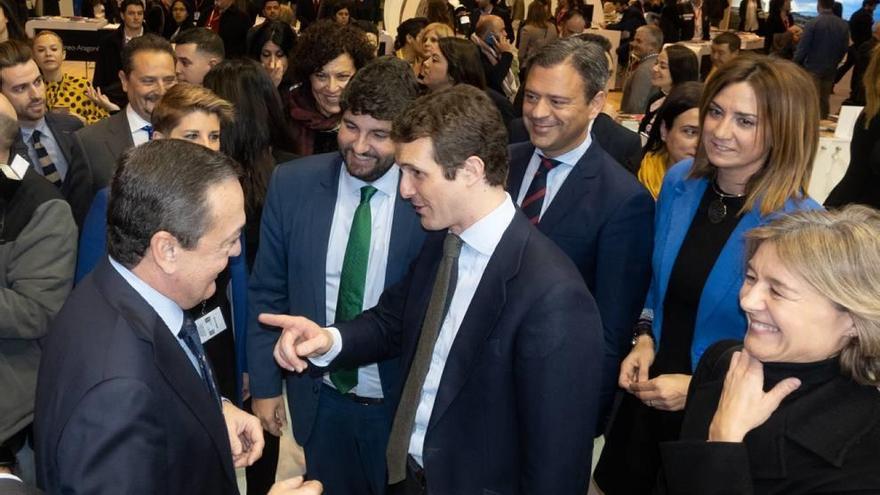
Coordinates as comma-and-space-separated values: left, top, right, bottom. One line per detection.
74, 110, 134, 192
620, 53, 660, 115
0, 477, 44, 494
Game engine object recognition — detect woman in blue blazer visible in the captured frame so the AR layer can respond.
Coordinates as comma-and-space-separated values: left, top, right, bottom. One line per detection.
595, 56, 823, 493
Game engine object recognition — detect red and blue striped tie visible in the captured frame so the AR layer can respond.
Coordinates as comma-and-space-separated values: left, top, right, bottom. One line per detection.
521, 155, 561, 224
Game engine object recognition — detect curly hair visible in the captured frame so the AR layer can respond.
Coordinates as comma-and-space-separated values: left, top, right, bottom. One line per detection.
291, 19, 374, 89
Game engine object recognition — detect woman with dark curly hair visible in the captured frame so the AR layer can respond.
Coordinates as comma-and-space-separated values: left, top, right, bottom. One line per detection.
287, 19, 375, 155
248, 20, 297, 90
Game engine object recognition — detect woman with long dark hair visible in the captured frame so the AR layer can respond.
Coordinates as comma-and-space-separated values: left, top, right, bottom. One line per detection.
247, 20, 297, 90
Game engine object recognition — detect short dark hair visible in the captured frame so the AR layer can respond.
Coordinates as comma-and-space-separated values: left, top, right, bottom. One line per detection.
121, 0, 144, 12
665, 43, 700, 86
247, 20, 296, 61
174, 27, 225, 59
392, 85, 508, 187
818, 0, 834, 9
395, 17, 428, 51
528, 37, 609, 101
0, 39, 32, 87
291, 20, 375, 87
575, 32, 613, 55
340, 56, 420, 122
121, 33, 175, 76
437, 37, 486, 89
712, 31, 741, 52
107, 139, 241, 268
644, 80, 703, 153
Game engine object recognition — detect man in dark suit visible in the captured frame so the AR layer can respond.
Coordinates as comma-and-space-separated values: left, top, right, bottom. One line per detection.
266, 84, 603, 494
76, 34, 177, 192
33, 140, 277, 494
509, 38, 654, 430
249, 57, 425, 495
296, 0, 322, 30
93, 0, 147, 107
0, 40, 93, 227
204, 0, 251, 58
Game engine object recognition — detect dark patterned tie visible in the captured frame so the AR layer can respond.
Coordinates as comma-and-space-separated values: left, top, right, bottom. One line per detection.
142, 124, 154, 140
386, 233, 463, 483
521, 155, 562, 224
179, 316, 222, 408
31, 130, 62, 187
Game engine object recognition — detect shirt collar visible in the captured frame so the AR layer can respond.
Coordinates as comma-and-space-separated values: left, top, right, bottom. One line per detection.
457, 193, 516, 257
126, 104, 152, 134
109, 256, 185, 336
19, 117, 48, 138
0, 473, 22, 482
536, 123, 593, 167
339, 162, 400, 199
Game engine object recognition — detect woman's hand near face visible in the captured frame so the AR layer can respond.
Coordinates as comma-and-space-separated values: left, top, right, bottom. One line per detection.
629, 373, 692, 411
267, 58, 285, 88
619, 336, 656, 390
708, 349, 801, 442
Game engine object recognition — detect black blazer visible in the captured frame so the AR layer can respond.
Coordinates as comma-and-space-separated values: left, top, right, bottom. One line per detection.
92, 26, 128, 108
507, 140, 654, 429
658, 340, 880, 494
34, 260, 238, 494
217, 5, 251, 57
331, 211, 603, 494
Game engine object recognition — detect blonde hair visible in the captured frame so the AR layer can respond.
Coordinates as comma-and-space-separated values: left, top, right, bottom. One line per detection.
863, 44, 880, 128
690, 55, 817, 216
150, 83, 234, 135
415, 22, 455, 57
745, 206, 880, 386
33, 30, 63, 45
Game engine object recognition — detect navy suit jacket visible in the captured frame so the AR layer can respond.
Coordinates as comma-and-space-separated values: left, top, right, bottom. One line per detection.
507, 140, 654, 429
34, 259, 238, 494
14, 112, 94, 228
247, 153, 425, 446
331, 211, 603, 494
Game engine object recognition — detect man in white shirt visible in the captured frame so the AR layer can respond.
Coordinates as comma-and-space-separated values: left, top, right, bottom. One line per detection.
265, 84, 603, 494
76, 34, 177, 192
248, 56, 425, 495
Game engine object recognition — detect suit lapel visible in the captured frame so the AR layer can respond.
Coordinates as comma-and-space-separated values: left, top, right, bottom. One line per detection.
506, 143, 534, 199
105, 112, 134, 160
303, 159, 341, 326
535, 143, 601, 234
656, 177, 707, 313
427, 214, 529, 429
92, 260, 236, 483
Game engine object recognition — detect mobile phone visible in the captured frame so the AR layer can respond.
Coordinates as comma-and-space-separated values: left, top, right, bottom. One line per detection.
486, 32, 497, 48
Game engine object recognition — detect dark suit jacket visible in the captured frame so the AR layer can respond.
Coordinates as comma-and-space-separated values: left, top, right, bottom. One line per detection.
217, 5, 251, 58
14, 113, 94, 228
0, 478, 43, 495
508, 140, 654, 429
507, 114, 642, 175
331, 211, 603, 494
295, 0, 320, 30
34, 260, 238, 494
74, 110, 134, 193
92, 26, 128, 108
247, 154, 426, 446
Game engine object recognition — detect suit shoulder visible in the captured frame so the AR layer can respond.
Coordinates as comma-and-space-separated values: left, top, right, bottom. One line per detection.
664, 159, 696, 185
47, 112, 85, 131
522, 225, 589, 287
75, 115, 115, 140
273, 152, 340, 184
588, 142, 652, 199
508, 140, 534, 159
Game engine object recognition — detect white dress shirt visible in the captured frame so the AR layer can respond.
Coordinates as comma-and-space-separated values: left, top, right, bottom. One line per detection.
20, 117, 70, 181
127, 104, 152, 146
515, 126, 593, 219
109, 256, 202, 376
322, 164, 399, 398
312, 194, 517, 466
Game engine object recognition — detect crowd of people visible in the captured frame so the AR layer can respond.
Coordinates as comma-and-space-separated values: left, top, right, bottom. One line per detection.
1, 0, 880, 494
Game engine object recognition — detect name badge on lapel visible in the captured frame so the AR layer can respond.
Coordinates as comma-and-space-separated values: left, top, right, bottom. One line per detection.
194, 306, 227, 344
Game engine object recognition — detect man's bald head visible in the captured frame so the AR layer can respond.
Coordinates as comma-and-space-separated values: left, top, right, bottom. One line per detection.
476, 14, 504, 37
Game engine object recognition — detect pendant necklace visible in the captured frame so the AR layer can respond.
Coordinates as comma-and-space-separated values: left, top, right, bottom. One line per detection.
708, 179, 745, 224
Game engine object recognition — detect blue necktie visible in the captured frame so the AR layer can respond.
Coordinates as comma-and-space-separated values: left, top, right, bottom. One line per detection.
178, 316, 222, 408
143, 124, 154, 140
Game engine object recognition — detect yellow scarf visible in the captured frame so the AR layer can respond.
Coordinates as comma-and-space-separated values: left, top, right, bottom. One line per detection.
638, 151, 670, 200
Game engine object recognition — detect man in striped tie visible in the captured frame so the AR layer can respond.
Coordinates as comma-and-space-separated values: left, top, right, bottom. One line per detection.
0, 40, 93, 227
507, 37, 655, 432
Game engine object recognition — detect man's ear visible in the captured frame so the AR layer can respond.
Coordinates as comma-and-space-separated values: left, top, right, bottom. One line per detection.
149, 230, 180, 275
588, 90, 606, 121
118, 69, 129, 94
459, 155, 487, 187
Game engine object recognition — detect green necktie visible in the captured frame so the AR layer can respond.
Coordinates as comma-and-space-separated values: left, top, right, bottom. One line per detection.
330, 185, 378, 394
